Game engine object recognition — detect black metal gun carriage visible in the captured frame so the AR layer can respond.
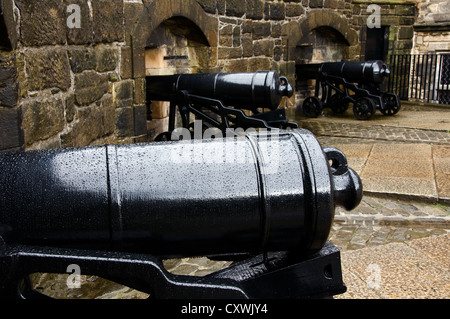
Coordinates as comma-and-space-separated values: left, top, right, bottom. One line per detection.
298, 61, 401, 120
146, 71, 299, 141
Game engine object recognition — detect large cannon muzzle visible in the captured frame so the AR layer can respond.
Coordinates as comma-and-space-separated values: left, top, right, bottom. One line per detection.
0, 129, 361, 259
147, 71, 294, 110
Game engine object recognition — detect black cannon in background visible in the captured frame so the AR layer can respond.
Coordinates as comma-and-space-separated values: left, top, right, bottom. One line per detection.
297, 60, 401, 120
146, 71, 299, 141
0, 129, 362, 299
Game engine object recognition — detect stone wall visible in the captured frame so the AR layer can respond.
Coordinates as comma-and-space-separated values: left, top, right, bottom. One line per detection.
351, 0, 418, 58
0, 0, 422, 151
413, 0, 450, 54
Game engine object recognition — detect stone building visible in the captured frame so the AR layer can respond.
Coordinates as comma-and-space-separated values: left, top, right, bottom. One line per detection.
0, 0, 431, 152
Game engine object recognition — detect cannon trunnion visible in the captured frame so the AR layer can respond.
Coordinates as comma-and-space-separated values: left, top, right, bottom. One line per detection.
298, 60, 401, 120
0, 129, 362, 299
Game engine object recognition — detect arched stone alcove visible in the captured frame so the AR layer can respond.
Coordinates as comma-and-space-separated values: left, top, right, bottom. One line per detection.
128, 0, 218, 139
285, 10, 360, 104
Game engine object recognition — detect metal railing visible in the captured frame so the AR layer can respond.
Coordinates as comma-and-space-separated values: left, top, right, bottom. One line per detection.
387, 53, 450, 105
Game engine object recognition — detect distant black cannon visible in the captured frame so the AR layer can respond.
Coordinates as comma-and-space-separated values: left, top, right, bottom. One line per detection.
298, 60, 401, 120
0, 129, 362, 299
146, 71, 298, 141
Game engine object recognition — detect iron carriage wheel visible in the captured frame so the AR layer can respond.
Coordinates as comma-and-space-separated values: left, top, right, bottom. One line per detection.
352, 97, 376, 120
302, 96, 323, 118
380, 93, 401, 116
328, 93, 349, 114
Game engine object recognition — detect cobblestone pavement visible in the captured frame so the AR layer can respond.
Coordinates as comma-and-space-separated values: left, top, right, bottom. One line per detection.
293, 104, 450, 146
28, 103, 450, 299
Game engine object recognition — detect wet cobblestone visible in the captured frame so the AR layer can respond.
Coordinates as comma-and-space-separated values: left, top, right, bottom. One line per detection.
301, 121, 450, 145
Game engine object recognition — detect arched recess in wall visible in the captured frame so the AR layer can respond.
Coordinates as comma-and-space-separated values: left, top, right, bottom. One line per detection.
0, 0, 17, 50
129, 0, 218, 138
130, 0, 218, 78
285, 10, 360, 103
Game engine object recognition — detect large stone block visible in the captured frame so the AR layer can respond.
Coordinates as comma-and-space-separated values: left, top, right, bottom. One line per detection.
74, 71, 109, 106
247, 0, 264, 20
196, 0, 217, 14
101, 94, 116, 136
226, 0, 246, 17
68, 47, 96, 73
113, 80, 134, 108
64, 93, 75, 123
24, 48, 71, 92
133, 104, 148, 136
95, 45, 119, 73
218, 47, 243, 60
0, 52, 17, 108
92, 0, 125, 43
64, 0, 94, 44
286, 3, 305, 17
15, 0, 66, 46
253, 39, 274, 57
0, 107, 22, 150
21, 96, 65, 146
116, 107, 134, 137
264, 2, 286, 20
309, 0, 324, 9
243, 21, 271, 40
120, 46, 133, 79
73, 105, 105, 146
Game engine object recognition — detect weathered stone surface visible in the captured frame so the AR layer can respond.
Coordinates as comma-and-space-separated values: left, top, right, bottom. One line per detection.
64, 0, 93, 44
134, 78, 146, 105
242, 34, 253, 57
95, 45, 119, 73
101, 94, 116, 136
120, 47, 132, 79
398, 26, 414, 40
65, 94, 75, 123
74, 71, 109, 106
0, 107, 21, 150
116, 107, 133, 137
218, 47, 242, 59
226, 0, 246, 17
68, 47, 96, 73
15, 0, 66, 46
243, 21, 271, 40
25, 48, 71, 92
113, 80, 134, 108
21, 96, 65, 146
264, 2, 285, 20
133, 104, 148, 136
253, 40, 274, 57
247, 0, 264, 20
222, 59, 248, 73
92, 0, 124, 43
286, 2, 305, 17
196, 0, 217, 14
73, 105, 104, 146
309, 0, 324, 9
0, 52, 17, 107
248, 57, 272, 72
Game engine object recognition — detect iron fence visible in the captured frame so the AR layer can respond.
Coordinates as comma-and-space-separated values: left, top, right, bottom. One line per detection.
387, 53, 450, 105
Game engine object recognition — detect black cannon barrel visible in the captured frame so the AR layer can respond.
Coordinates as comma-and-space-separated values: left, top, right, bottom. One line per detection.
0, 129, 362, 258
319, 60, 391, 84
146, 71, 294, 110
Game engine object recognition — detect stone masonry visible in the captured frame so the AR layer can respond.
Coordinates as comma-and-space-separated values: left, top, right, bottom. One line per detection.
0, 0, 420, 151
